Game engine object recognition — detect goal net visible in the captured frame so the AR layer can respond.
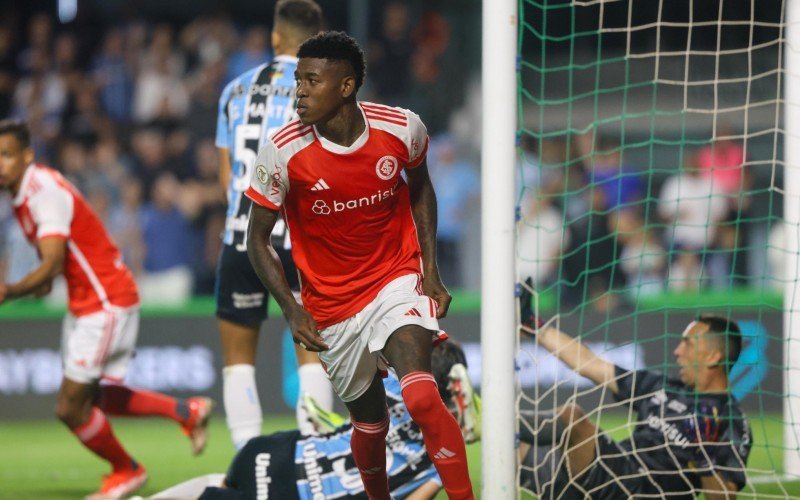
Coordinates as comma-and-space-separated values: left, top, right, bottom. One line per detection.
513, 0, 799, 497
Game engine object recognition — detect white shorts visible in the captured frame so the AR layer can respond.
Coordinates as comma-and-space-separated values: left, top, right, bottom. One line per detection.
318, 274, 447, 402
61, 306, 140, 384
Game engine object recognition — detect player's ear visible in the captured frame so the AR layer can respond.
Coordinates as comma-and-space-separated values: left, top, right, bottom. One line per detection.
341, 75, 356, 99
271, 31, 281, 52
23, 147, 34, 165
706, 348, 723, 368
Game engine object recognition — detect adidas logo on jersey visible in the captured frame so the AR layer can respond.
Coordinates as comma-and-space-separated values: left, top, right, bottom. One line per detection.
433, 447, 457, 460
310, 179, 330, 191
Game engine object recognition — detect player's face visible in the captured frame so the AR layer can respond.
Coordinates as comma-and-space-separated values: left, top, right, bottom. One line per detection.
295, 58, 356, 125
673, 321, 718, 387
0, 133, 33, 194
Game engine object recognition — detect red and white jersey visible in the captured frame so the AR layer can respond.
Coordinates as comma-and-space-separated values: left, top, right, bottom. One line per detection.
13, 164, 139, 316
246, 102, 429, 328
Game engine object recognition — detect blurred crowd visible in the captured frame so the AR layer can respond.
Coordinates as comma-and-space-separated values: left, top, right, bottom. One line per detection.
0, 5, 482, 303
516, 128, 780, 312
0, 7, 778, 307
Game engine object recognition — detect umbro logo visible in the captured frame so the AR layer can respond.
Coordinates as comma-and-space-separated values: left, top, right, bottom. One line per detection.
433, 447, 457, 460
310, 179, 330, 191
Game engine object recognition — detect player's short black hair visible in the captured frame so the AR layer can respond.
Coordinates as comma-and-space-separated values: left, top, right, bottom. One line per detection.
297, 30, 366, 91
0, 119, 31, 149
274, 0, 322, 41
431, 341, 468, 403
696, 313, 742, 373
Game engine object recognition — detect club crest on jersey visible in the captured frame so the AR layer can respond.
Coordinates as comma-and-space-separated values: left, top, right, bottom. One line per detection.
376, 155, 398, 180
256, 165, 269, 185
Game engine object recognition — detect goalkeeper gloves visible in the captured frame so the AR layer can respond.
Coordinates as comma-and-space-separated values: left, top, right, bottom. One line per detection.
519, 277, 543, 335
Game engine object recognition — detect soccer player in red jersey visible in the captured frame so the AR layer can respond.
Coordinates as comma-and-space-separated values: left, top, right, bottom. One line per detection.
246, 31, 473, 499
0, 120, 212, 500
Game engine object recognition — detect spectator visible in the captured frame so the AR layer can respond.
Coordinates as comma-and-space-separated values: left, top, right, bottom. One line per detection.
658, 152, 728, 290
560, 186, 621, 312
129, 126, 168, 197
0, 25, 18, 118
587, 135, 643, 222
427, 135, 479, 287
617, 216, 666, 298
697, 124, 752, 287
108, 177, 145, 277
517, 193, 569, 290
225, 26, 271, 83
91, 28, 135, 124
11, 48, 66, 146
368, 1, 413, 105
138, 172, 194, 303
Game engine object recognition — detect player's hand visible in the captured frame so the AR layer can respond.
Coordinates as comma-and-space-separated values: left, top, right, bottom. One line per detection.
287, 304, 328, 352
519, 277, 543, 337
422, 273, 451, 318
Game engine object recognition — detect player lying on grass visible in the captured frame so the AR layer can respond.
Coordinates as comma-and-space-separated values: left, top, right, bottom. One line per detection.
143, 342, 480, 500
517, 279, 751, 500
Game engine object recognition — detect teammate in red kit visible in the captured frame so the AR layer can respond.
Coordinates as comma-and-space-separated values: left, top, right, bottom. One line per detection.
0, 120, 212, 500
246, 32, 473, 499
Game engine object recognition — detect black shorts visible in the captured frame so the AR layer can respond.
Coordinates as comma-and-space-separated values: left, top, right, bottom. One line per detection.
572, 433, 646, 499
215, 244, 299, 326
224, 432, 301, 500
525, 433, 645, 500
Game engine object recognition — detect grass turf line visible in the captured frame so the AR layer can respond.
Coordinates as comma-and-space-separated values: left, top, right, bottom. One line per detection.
0, 414, 795, 498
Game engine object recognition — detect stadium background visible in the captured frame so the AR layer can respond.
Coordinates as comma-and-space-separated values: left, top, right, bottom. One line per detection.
0, 0, 792, 498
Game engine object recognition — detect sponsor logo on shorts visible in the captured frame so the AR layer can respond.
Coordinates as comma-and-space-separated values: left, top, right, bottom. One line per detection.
375, 155, 398, 180
232, 292, 265, 309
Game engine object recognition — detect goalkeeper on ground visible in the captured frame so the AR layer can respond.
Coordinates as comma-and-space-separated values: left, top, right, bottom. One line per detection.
520, 292, 751, 499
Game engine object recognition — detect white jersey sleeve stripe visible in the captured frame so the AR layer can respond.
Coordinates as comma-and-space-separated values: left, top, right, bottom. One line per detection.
68, 240, 111, 308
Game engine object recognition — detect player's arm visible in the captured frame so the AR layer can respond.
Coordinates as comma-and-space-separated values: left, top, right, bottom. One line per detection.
0, 237, 65, 304
246, 205, 327, 351
218, 147, 232, 194
405, 480, 442, 500
405, 160, 451, 318
536, 325, 619, 394
700, 475, 739, 500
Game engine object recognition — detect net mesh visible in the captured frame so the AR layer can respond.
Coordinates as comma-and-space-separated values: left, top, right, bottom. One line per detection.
515, 0, 798, 497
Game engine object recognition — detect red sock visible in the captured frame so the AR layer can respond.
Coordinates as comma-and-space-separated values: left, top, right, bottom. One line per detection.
401, 372, 474, 500
71, 407, 134, 472
99, 384, 186, 423
350, 416, 391, 500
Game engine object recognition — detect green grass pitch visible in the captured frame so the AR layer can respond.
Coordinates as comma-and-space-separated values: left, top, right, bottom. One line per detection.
0, 414, 797, 498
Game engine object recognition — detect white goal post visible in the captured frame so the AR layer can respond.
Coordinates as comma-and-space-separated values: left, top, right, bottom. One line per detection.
784, 0, 800, 479
480, 0, 518, 497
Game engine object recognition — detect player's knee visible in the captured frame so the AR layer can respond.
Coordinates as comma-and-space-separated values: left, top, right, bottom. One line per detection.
403, 382, 441, 424
54, 400, 83, 428
556, 403, 586, 427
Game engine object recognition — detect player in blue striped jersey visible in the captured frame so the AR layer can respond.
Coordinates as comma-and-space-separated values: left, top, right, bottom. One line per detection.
214, 0, 331, 449
148, 342, 477, 500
